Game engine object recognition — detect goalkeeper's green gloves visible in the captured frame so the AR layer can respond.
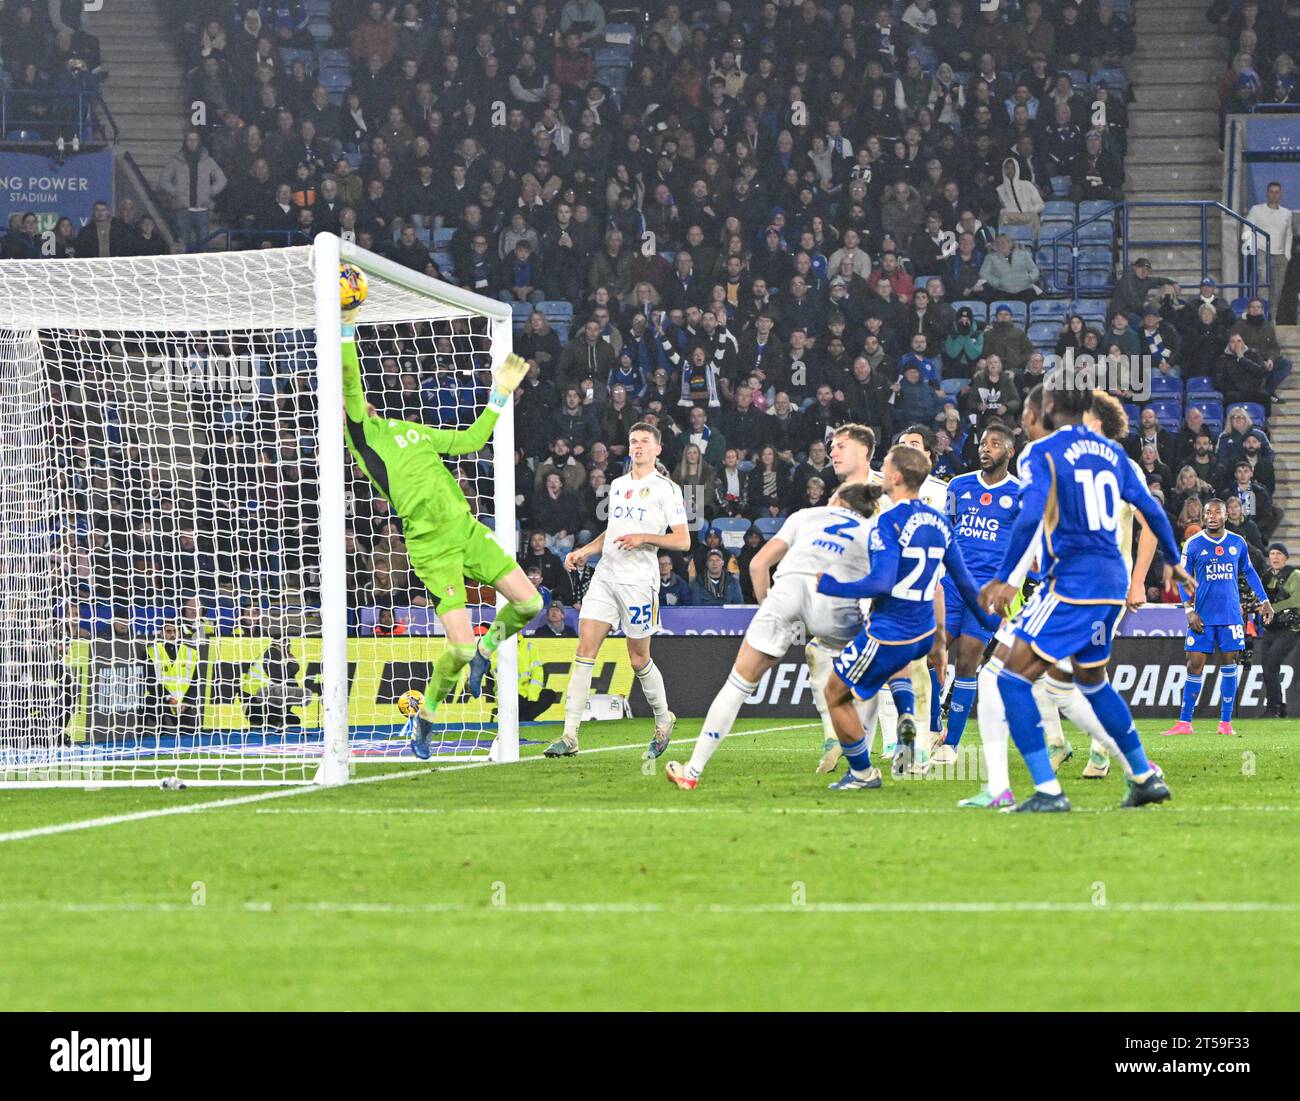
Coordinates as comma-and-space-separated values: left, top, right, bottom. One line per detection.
489, 353, 528, 410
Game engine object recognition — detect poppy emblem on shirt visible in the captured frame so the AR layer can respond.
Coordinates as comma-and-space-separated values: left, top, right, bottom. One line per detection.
980, 492, 993, 506
1215, 546, 1225, 556
625, 489, 633, 499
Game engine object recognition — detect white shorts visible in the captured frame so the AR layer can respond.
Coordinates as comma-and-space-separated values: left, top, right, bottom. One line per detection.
578, 574, 660, 639
745, 574, 861, 658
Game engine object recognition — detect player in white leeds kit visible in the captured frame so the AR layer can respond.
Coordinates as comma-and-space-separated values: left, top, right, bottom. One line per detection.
666, 481, 882, 789
546, 422, 691, 759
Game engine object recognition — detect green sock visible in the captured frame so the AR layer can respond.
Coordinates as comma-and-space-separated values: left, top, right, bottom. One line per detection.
479, 593, 544, 657
422, 643, 477, 715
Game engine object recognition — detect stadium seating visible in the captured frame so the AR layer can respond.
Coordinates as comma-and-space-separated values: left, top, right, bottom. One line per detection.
711, 517, 751, 550
1148, 400, 1184, 431
753, 517, 784, 539
1148, 375, 1183, 398
1188, 400, 1225, 432
989, 301, 1029, 326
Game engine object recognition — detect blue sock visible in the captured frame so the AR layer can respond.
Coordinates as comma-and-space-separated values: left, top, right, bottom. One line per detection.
1080, 679, 1151, 777
944, 678, 979, 747
841, 734, 873, 776
1179, 674, 1203, 722
889, 676, 915, 719
997, 669, 1055, 785
1219, 665, 1239, 723
929, 666, 943, 732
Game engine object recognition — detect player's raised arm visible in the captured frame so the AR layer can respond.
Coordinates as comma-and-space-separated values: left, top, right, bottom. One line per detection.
426, 353, 530, 456
340, 319, 370, 424
749, 536, 789, 604
817, 528, 896, 600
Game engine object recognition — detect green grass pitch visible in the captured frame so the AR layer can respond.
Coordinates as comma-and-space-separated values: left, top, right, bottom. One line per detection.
1, 718, 1297, 1011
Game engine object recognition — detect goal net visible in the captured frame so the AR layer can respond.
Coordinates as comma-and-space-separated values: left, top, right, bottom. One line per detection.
0, 234, 518, 787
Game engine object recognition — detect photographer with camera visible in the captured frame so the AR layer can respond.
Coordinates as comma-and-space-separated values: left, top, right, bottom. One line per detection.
1261, 543, 1300, 718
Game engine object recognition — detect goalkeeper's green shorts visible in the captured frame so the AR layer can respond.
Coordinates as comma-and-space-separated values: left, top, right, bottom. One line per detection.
406, 512, 515, 613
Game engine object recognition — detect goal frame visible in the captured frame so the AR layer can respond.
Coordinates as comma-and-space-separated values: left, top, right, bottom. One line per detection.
0, 233, 519, 787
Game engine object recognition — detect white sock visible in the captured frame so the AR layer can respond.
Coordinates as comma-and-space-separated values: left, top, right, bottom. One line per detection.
1046, 674, 1133, 778
1033, 675, 1066, 749
688, 669, 757, 778
977, 655, 1011, 794
634, 658, 670, 724
877, 681, 898, 752
805, 641, 838, 744
562, 657, 596, 742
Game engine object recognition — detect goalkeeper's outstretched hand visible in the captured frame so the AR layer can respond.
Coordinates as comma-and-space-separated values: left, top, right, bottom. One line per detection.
494, 353, 528, 393
341, 303, 363, 328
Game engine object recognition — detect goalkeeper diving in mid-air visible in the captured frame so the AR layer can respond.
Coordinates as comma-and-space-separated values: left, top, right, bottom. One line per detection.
340, 300, 540, 758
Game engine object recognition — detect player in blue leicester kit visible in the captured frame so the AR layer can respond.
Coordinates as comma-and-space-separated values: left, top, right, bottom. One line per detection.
1162, 498, 1272, 737
935, 422, 1020, 764
816, 445, 1000, 788
979, 380, 1196, 812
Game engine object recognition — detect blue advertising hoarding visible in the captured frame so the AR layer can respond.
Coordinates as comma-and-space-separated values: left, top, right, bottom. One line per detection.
0, 148, 114, 233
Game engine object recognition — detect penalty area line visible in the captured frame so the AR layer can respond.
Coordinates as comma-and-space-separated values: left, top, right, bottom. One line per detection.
0, 722, 820, 845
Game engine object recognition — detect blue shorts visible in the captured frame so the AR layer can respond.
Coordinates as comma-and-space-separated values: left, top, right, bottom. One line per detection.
942, 576, 995, 644
833, 631, 935, 701
1013, 588, 1123, 668
1185, 622, 1246, 654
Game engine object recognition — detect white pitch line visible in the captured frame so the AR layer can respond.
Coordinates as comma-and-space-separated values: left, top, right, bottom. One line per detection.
0, 722, 820, 846
0, 900, 1294, 915
252, 803, 1300, 816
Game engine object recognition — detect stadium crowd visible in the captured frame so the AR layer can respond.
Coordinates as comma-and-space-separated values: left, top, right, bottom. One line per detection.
3, 2, 1295, 635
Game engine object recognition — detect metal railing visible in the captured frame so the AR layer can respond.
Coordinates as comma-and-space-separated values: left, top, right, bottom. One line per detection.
1041, 200, 1273, 301
199, 228, 314, 251
0, 88, 115, 143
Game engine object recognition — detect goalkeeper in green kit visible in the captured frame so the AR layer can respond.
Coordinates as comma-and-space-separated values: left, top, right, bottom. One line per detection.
341, 303, 541, 758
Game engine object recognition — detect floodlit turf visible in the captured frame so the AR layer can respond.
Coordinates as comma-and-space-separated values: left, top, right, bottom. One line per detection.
1, 717, 1297, 1011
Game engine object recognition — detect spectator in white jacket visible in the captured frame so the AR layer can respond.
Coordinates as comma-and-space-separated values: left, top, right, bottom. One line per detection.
158, 131, 227, 252
996, 156, 1044, 233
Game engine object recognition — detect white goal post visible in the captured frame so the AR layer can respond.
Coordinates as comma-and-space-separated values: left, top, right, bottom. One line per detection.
0, 233, 518, 787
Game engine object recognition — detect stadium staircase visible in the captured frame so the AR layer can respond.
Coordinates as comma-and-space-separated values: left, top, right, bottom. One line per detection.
83, 0, 186, 183
1124, 0, 1223, 287
1270, 327, 1300, 548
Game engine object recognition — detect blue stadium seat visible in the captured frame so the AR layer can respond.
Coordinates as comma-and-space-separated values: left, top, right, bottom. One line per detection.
1241, 402, 1268, 425
1079, 201, 1117, 219
413, 224, 430, 246
1121, 403, 1140, 432
754, 516, 784, 539
594, 45, 632, 67
551, 322, 570, 344
1189, 400, 1224, 432
1076, 267, 1113, 292
511, 302, 532, 331
319, 68, 351, 93
712, 516, 751, 550
433, 227, 456, 249
941, 378, 966, 398
909, 44, 938, 72
1148, 400, 1183, 431
596, 65, 628, 92
989, 300, 1028, 326
1078, 245, 1114, 267
604, 21, 637, 43
429, 250, 452, 274
316, 48, 349, 69
1148, 375, 1183, 398
1091, 68, 1128, 92
1077, 220, 1114, 242
1003, 223, 1035, 246
1070, 298, 1107, 319
308, 19, 332, 42
953, 300, 987, 322
1231, 297, 1267, 318
1185, 376, 1220, 396
1065, 69, 1089, 89
1028, 320, 1060, 346
1039, 217, 1073, 239
1050, 176, 1072, 196
540, 300, 574, 322
1030, 300, 1071, 322
1043, 200, 1075, 218
279, 48, 315, 69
